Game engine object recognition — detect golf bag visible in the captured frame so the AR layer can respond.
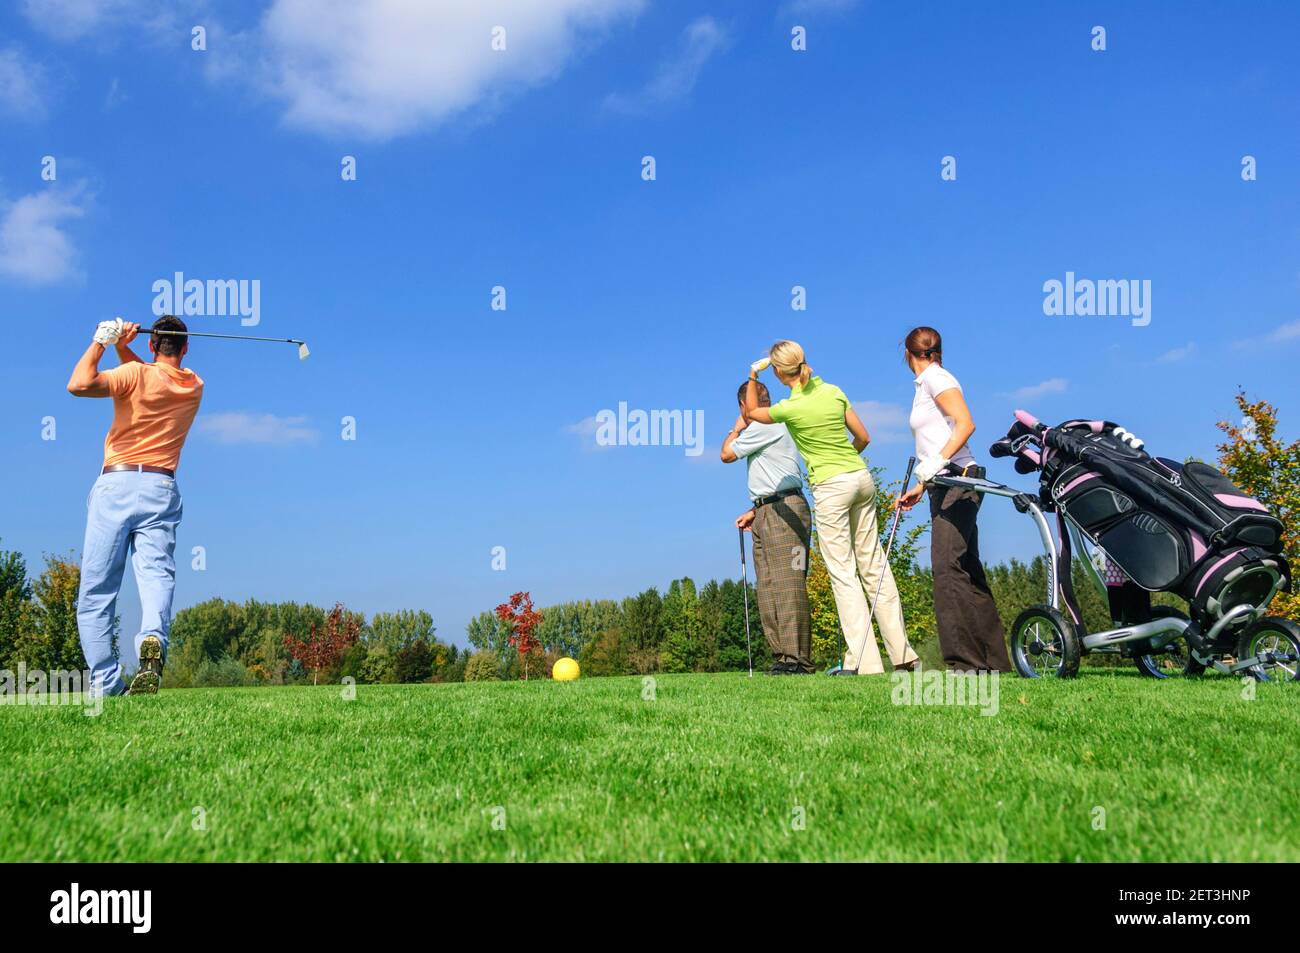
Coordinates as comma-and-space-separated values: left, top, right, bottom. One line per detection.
990, 411, 1290, 650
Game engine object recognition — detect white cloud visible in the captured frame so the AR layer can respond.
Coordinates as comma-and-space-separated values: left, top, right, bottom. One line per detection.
213, 0, 645, 141
852, 400, 910, 444
20, 1, 648, 140
1003, 378, 1068, 402
604, 16, 728, 114
1232, 320, 1300, 351
198, 412, 318, 445
1156, 342, 1196, 363
0, 186, 88, 285
1268, 320, 1300, 342
564, 415, 615, 452
0, 46, 51, 119
20, 0, 196, 42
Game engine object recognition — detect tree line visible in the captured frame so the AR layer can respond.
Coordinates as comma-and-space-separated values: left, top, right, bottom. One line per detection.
0, 538, 1121, 685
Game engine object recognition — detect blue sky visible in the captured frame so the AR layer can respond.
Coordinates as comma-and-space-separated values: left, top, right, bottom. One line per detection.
3, 0, 1299, 647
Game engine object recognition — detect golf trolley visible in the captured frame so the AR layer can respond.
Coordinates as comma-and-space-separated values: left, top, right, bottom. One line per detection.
955, 411, 1300, 681
929, 472, 1210, 678
929, 472, 1205, 678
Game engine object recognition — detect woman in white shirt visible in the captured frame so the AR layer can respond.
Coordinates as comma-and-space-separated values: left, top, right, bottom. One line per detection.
897, 327, 1012, 673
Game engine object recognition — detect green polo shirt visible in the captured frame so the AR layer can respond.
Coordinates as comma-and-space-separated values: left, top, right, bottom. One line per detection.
767, 377, 865, 485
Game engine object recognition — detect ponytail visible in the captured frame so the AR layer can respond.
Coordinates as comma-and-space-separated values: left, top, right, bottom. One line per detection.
904, 326, 942, 365
770, 340, 813, 386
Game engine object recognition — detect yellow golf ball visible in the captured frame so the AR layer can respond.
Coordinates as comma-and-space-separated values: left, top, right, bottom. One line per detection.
553, 657, 580, 681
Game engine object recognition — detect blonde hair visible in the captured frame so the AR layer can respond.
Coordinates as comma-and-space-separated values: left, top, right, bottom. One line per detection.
769, 340, 812, 387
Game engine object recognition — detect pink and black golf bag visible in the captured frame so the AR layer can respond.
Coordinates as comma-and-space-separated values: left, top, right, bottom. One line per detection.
990, 411, 1291, 659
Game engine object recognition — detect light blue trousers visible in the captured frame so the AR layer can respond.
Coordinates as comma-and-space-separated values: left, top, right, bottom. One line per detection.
77, 470, 183, 696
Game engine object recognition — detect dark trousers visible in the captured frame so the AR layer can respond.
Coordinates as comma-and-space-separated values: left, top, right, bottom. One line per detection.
928, 483, 1013, 673
751, 494, 813, 671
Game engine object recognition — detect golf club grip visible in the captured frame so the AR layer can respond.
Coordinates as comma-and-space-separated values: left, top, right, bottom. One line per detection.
900, 455, 917, 491
888, 456, 918, 533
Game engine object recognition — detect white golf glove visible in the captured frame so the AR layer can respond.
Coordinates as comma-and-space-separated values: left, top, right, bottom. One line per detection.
914, 455, 950, 485
750, 357, 770, 375
1111, 426, 1144, 451
93, 318, 125, 346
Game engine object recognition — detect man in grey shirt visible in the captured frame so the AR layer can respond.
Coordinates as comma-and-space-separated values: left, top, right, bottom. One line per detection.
721, 380, 814, 674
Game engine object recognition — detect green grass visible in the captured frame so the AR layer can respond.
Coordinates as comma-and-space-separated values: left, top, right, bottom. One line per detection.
1, 671, 1296, 861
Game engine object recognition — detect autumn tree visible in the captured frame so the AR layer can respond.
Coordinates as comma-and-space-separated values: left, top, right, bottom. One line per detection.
495, 591, 544, 680
4, 553, 86, 673
1217, 391, 1300, 620
283, 603, 361, 685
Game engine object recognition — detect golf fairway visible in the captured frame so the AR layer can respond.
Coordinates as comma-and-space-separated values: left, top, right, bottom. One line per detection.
2, 672, 1296, 862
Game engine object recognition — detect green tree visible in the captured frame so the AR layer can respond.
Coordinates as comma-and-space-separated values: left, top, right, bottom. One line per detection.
621, 587, 663, 672
368, 610, 436, 652
0, 543, 30, 668
715, 578, 764, 671
466, 610, 511, 655
169, 599, 246, 684
535, 599, 621, 658
393, 638, 434, 683
579, 627, 630, 676
659, 577, 700, 672
359, 609, 436, 683
339, 640, 369, 682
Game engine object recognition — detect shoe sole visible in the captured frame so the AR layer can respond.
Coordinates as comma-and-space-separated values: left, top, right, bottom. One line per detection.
128, 637, 164, 695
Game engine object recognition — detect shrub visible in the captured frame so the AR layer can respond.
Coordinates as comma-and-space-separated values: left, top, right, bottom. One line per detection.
192, 655, 253, 688
464, 650, 500, 682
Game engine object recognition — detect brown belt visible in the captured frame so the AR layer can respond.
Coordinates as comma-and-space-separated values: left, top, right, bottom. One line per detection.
101, 464, 175, 478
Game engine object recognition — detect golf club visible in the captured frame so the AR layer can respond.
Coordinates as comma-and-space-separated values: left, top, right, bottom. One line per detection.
140, 325, 311, 361
870, 455, 918, 663
738, 526, 754, 678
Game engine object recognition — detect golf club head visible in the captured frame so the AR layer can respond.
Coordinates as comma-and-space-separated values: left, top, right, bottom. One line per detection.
297, 342, 310, 361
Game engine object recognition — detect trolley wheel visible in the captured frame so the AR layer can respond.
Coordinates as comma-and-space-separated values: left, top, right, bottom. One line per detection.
1235, 616, 1300, 683
1134, 606, 1192, 679
1010, 605, 1081, 679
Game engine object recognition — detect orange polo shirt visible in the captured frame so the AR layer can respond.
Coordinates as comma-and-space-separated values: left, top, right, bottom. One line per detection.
100, 361, 204, 470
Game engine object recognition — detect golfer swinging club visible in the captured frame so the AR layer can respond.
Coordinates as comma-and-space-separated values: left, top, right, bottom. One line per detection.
66, 316, 203, 695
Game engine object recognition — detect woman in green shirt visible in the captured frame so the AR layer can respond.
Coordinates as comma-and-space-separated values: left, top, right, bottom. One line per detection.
743, 340, 918, 674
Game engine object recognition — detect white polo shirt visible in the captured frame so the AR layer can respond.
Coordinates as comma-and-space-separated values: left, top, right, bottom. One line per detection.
730, 421, 803, 502
910, 363, 976, 469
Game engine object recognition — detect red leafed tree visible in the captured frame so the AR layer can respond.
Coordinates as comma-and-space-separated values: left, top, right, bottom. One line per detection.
284, 603, 361, 685
495, 591, 544, 680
